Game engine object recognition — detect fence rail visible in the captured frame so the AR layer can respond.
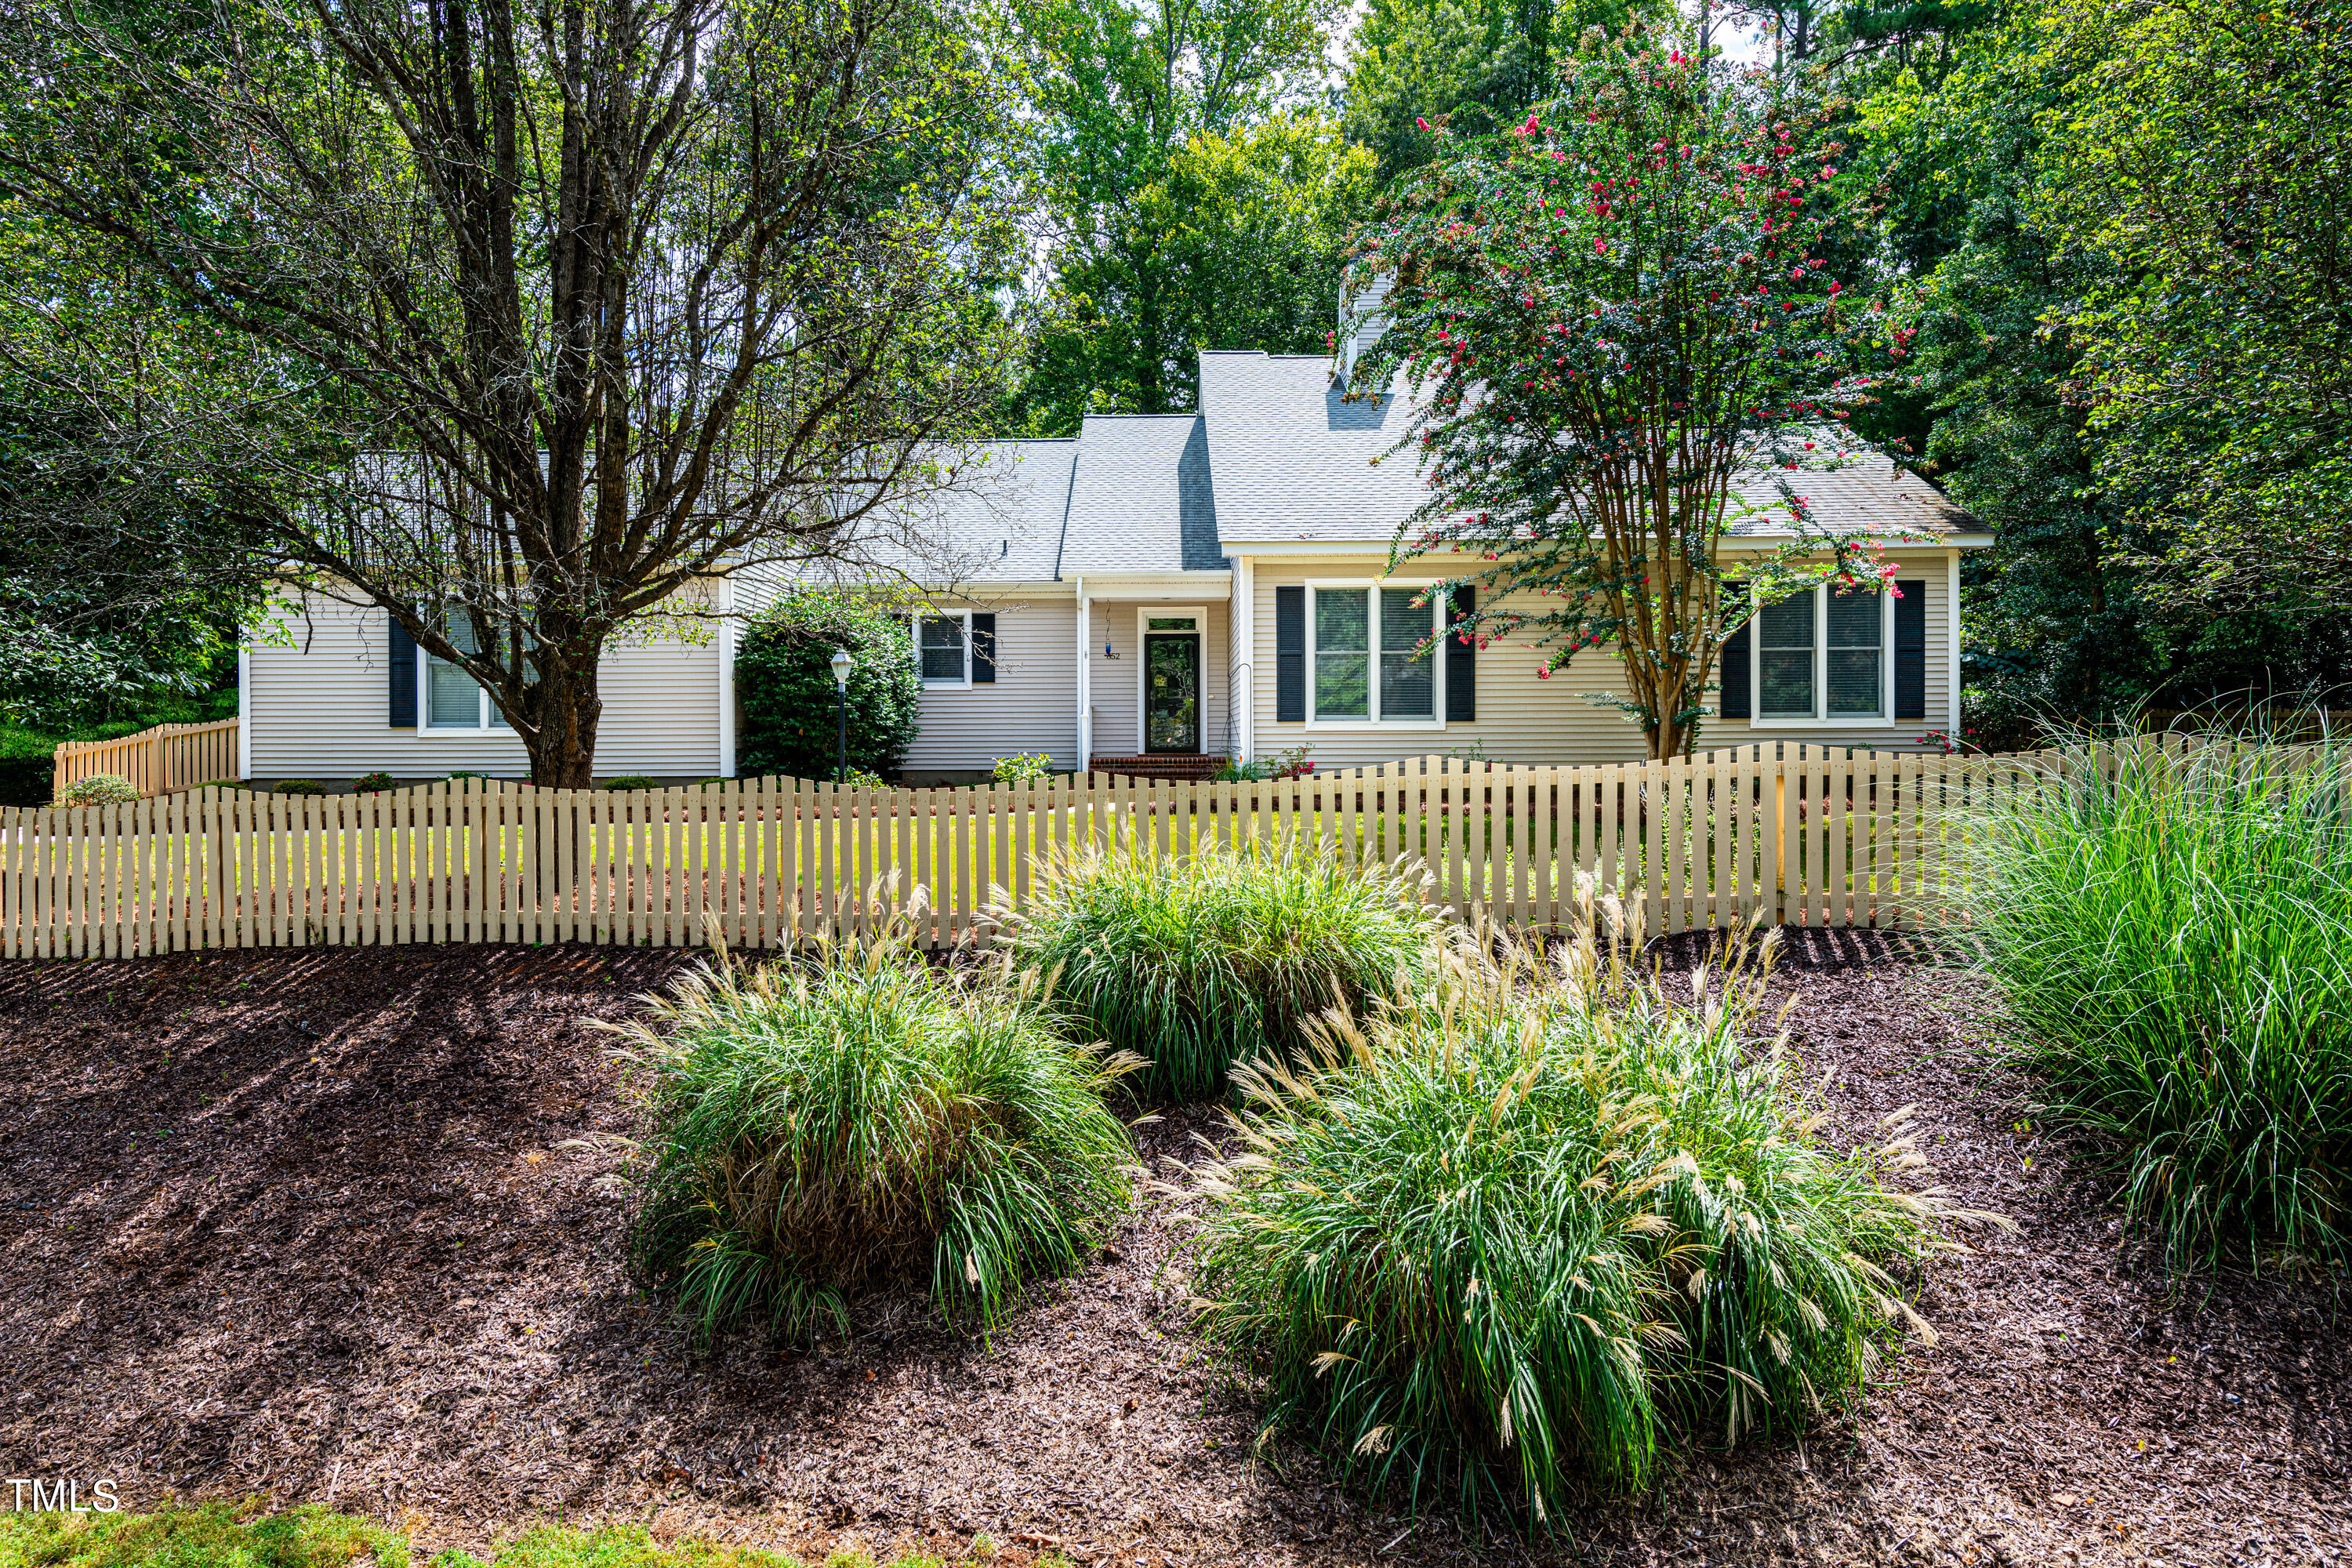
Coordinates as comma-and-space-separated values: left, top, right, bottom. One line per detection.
52, 719, 242, 799
2, 744, 2078, 960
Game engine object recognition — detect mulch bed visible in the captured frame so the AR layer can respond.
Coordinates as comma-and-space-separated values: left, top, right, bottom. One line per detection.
0, 935, 2345, 1567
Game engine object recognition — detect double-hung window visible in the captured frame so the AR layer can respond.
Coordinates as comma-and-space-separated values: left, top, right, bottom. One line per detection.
1754, 584, 1889, 722
1309, 584, 1441, 725
422, 619, 512, 731
914, 612, 971, 687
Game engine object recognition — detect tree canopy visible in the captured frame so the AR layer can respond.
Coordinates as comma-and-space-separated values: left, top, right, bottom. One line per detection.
1351, 21, 1900, 757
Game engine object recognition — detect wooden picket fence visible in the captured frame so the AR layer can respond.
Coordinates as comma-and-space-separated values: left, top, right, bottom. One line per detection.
52, 718, 242, 799
0, 743, 2076, 960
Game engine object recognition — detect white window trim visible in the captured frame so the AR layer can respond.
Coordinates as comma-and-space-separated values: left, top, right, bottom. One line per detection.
1747, 582, 1896, 728
1304, 579, 1449, 732
913, 608, 974, 690
416, 643, 512, 734
1134, 605, 1209, 753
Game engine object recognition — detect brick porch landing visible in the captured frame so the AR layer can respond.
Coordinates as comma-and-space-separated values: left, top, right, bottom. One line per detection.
1084, 754, 1229, 781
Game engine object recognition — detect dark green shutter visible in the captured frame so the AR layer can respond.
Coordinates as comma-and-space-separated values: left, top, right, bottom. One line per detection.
970, 613, 996, 683
1445, 586, 1476, 722
1894, 580, 1927, 720
1275, 586, 1306, 721
388, 614, 417, 726
1720, 617, 1751, 720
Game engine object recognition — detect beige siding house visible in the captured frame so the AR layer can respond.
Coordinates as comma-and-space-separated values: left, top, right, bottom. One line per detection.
238, 346, 1986, 786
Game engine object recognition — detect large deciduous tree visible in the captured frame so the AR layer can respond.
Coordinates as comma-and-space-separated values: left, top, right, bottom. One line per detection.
0, 0, 1025, 786
1350, 22, 1896, 759
2038, 0, 2352, 610
1006, 0, 1343, 429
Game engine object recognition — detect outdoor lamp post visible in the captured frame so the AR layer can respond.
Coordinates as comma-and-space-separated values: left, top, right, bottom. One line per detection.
829, 648, 854, 783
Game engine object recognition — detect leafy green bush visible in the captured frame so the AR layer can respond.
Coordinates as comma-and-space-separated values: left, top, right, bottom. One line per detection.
443, 770, 490, 782
603, 775, 660, 790
272, 779, 328, 797
1191, 902, 1994, 1523
352, 771, 397, 793
1009, 846, 1437, 1100
0, 724, 56, 807
993, 752, 1054, 782
56, 773, 140, 808
1973, 729, 2352, 1269
612, 926, 1136, 1343
736, 588, 920, 782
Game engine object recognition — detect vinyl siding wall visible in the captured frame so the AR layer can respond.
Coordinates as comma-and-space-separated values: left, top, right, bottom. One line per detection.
1242, 550, 1958, 768
1087, 597, 1231, 757
899, 593, 1080, 778
245, 595, 721, 782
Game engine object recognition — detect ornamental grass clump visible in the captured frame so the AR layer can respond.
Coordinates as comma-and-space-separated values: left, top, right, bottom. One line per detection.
1189, 894, 1998, 1524
609, 916, 1137, 1344
1008, 846, 1440, 1100
1973, 728, 2352, 1270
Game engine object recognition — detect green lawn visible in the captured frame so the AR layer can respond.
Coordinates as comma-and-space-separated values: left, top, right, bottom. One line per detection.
0, 1501, 1038, 1568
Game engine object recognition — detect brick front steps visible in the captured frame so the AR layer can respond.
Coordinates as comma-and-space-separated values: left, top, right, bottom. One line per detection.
1084, 754, 1229, 781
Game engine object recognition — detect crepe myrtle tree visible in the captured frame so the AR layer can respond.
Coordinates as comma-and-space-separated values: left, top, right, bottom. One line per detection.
1347, 20, 1912, 759
0, 0, 1025, 786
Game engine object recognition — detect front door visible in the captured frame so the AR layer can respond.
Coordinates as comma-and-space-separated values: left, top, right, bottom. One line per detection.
1143, 630, 1201, 753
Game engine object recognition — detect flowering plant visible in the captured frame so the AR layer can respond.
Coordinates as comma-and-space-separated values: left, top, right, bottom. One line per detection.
1349, 20, 1915, 759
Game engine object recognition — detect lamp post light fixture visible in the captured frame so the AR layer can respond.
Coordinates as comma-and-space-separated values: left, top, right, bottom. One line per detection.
828, 648, 854, 784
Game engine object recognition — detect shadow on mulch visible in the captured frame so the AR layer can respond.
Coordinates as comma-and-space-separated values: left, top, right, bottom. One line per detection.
0, 937, 2346, 1568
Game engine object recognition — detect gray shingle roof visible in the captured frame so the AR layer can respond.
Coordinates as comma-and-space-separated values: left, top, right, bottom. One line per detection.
1196, 349, 1969, 544
1199, 351, 1428, 544
839, 438, 1076, 585
1054, 413, 1225, 575
844, 357, 1969, 585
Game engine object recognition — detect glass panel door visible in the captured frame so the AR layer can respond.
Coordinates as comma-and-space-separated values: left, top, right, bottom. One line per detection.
1143, 633, 1200, 753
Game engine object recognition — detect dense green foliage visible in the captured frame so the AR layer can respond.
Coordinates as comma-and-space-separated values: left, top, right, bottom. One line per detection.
1341, 0, 1660, 184
1351, 24, 1898, 757
1973, 731, 2352, 1271
1010, 847, 1439, 1099
1004, 0, 1363, 427
1849, 1, 2350, 733
735, 590, 924, 782
1192, 912, 1987, 1522
613, 935, 1135, 1343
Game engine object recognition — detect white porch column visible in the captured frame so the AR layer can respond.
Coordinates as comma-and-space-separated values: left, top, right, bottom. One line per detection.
1234, 556, 1254, 762
1075, 577, 1091, 768
1946, 548, 1962, 733
716, 576, 737, 777
237, 643, 252, 782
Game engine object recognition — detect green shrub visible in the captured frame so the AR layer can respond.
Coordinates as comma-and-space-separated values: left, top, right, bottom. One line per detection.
993, 752, 1054, 782
1973, 729, 2352, 1269
56, 773, 140, 808
443, 770, 490, 782
353, 771, 397, 793
0, 724, 56, 807
1009, 846, 1438, 1100
612, 927, 1136, 1344
273, 779, 328, 797
1190, 901, 1994, 1523
736, 588, 920, 782
603, 775, 661, 791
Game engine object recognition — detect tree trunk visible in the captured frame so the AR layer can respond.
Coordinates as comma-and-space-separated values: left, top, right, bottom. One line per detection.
517, 652, 604, 789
